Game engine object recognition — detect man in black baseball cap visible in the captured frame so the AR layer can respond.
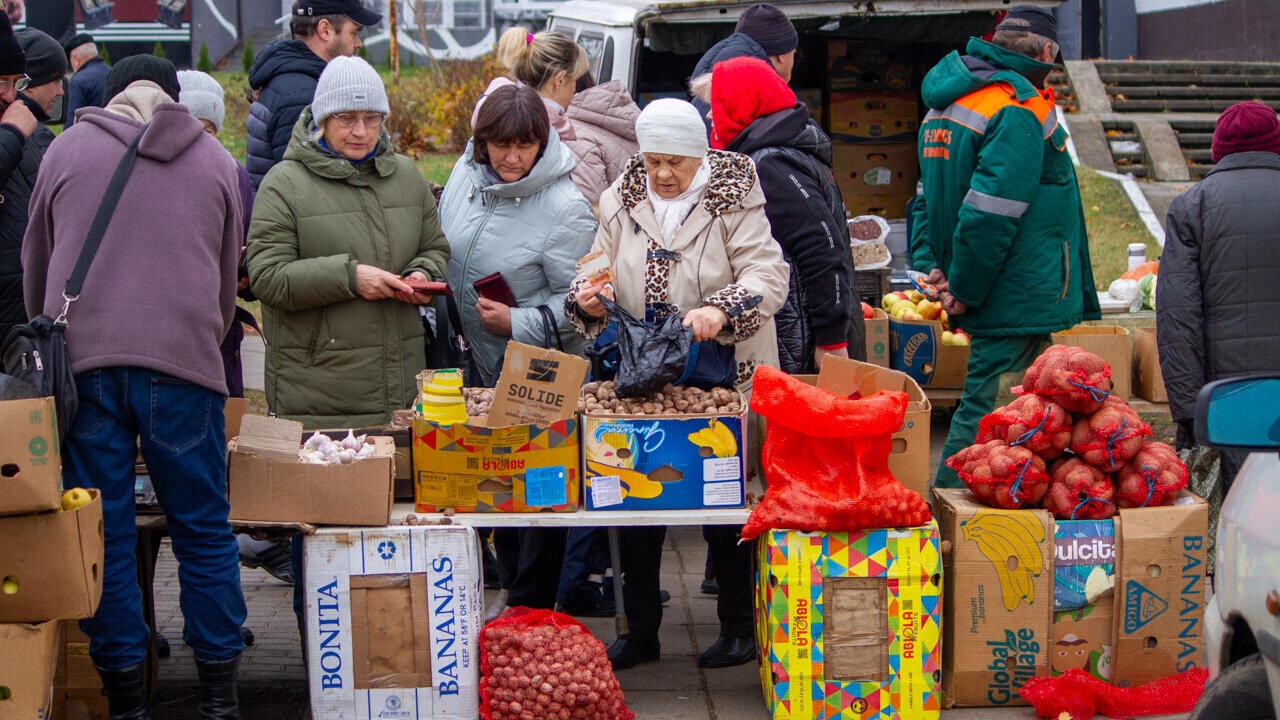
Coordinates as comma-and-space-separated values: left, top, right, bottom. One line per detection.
243, 0, 382, 189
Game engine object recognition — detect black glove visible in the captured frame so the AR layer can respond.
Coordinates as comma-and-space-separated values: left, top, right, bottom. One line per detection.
1175, 419, 1197, 451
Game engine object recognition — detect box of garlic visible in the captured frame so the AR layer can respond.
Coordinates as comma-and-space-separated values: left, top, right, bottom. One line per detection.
227, 414, 396, 526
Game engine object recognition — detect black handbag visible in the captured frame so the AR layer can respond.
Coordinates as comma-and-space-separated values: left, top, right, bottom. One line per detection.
1, 130, 144, 436
442, 294, 486, 387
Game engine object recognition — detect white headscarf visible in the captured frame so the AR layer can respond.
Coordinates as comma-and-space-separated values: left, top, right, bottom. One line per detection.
648, 160, 710, 243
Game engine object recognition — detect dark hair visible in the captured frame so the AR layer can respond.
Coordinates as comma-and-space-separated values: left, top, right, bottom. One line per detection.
575, 71, 596, 94
290, 2, 349, 39
472, 84, 551, 167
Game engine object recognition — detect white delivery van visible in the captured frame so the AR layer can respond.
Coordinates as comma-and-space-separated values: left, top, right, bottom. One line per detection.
548, 0, 1059, 221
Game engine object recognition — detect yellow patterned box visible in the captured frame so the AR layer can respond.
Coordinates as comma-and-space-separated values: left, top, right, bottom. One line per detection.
755, 523, 942, 720
412, 418, 580, 513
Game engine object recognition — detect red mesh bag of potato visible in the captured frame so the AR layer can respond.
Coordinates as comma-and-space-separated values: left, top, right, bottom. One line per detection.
1070, 396, 1152, 472
1014, 345, 1114, 414
743, 366, 932, 540
1044, 457, 1115, 520
1020, 667, 1208, 720
946, 439, 1050, 509
481, 607, 633, 720
1115, 442, 1189, 508
976, 394, 1073, 460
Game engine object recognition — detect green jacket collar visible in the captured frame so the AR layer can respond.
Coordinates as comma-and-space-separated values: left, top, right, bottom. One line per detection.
284, 106, 397, 182
966, 37, 1052, 101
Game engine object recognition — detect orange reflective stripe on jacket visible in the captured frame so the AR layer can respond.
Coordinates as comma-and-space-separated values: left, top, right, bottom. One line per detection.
927, 82, 1056, 139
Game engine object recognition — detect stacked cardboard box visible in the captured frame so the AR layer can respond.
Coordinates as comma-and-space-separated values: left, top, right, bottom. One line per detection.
937, 489, 1208, 708
755, 522, 942, 719
0, 397, 105, 718
827, 41, 920, 220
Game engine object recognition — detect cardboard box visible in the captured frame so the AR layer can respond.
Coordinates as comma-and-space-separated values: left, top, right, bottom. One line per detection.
52, 620, 111, 720
755, 524, 942, 720
834, 143, 919, 197
1111, 498, 1208, 686
228, 417, 396, 526
827, 41, 914, 92
413, 343, 587, 513
1053, 603, 1115, 681
865, 308, 890, 367
815, 358, 931, 500
888, 317, 971, 389
304, 525, 481, 720
583, 402, 748, 511
1052, 326, 1132, 402
936, 489, 1054, 708
0, 396, 62, 517
0, 490, 104, 623
796, 88, 823, 125
844, 194, 913, 220
0, 620, 61, 718
830, 93, 919, 143
317, 425, 414, 500
1132, 328, 1167, 403
938, 489, 1207, 705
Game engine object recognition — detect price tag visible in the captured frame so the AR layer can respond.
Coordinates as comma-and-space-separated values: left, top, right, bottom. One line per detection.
523, 466, 567, 507
591, 476, 624, 508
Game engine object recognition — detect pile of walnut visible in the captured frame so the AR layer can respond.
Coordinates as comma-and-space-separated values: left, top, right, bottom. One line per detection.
577, 382, 740, 416
462, 387, 496, 418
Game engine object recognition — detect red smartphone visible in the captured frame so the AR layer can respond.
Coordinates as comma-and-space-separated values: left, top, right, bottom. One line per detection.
473, 272, 520, 308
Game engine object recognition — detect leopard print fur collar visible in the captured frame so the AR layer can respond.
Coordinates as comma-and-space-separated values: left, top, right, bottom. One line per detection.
618, 149, 756, 218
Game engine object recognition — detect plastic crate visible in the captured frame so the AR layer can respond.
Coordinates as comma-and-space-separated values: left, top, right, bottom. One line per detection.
856, 267, 891, 305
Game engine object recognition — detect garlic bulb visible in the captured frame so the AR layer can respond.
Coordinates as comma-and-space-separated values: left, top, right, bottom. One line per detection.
341, 430, 362, 451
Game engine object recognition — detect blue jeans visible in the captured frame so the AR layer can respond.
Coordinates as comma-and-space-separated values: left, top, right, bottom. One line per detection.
556, 527, 608, 608
66, 368, 246, 669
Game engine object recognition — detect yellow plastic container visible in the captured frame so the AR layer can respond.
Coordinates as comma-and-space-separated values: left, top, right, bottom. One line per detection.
418, 369, 468, 426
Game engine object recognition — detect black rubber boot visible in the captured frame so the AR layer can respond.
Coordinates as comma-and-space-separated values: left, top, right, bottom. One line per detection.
195, 655, 241, 719
94, 663, 150, 720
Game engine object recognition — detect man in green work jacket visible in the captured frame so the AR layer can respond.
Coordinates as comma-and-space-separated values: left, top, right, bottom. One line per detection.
911, 5, 1100, 488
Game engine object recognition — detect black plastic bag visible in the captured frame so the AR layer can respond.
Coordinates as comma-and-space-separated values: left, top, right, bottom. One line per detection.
600, 296, 692, 398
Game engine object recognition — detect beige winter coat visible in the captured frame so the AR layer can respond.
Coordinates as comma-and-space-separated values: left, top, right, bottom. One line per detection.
566, 150, 789, 389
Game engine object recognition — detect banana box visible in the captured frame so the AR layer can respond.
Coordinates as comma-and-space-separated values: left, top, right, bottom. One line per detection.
755, 524, 942, 720
935, 489, 1054, 709
412, 344, 587, 513
581, 403, 747, 511
1052, 603, 1114, 682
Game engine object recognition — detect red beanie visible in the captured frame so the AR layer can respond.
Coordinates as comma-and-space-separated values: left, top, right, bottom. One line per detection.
1212, 101, 1280, 162
710, 56, 797, 150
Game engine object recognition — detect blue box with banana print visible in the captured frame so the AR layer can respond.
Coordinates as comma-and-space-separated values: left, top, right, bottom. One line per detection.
581, 405, 748, 511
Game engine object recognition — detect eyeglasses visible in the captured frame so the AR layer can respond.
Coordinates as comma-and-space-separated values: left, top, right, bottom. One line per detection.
0, 76, 31, 93
331, 112, 386, 130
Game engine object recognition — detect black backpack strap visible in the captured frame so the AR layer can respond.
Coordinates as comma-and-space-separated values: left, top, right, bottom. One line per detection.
56, 129, 145, 323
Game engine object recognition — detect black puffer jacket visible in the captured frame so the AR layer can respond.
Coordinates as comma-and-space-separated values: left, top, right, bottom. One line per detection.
246, 40, 326, 189
727, 104, 864, 373
1157, 150, 1280, 428
690, 33, 770, 128
0, 97, 55, 339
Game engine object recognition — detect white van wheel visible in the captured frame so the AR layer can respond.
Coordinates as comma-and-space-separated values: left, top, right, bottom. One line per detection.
1190, 653, 1273, 720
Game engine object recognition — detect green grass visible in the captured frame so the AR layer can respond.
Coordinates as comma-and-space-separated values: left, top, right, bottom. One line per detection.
1077, 166, 1163, 290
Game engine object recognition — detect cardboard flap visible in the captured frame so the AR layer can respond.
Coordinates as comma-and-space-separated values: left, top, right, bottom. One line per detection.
818, 356, 927, 409
486, 342, 589, 427
235, 415, 303, 462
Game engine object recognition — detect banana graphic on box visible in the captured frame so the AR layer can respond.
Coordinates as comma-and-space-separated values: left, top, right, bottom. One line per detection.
687, 419, 738, 458
962, 510, 1047, 612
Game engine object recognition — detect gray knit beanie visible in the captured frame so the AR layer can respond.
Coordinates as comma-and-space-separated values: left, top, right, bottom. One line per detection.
177, 70, 225, 133
311, 56, 389, 125
635, 98, 708, 158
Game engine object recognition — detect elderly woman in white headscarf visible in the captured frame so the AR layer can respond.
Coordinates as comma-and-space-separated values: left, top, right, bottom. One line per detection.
565, 98, 788, 672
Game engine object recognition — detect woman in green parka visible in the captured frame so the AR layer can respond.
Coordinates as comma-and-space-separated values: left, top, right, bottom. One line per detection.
247, 56, 449, 429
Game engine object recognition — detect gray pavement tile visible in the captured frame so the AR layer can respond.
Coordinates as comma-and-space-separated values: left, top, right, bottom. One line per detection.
618, 690, 711, 720
615, 654, 706, 692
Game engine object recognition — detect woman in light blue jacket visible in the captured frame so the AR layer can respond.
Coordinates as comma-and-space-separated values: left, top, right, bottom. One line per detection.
438, 83, 597, 612
439, 83, 596, 387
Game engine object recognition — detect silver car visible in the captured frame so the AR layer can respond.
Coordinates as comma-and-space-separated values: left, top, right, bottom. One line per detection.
1190, 374, 1280, 719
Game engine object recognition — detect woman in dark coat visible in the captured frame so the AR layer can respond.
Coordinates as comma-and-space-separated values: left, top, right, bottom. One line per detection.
1157, 100, 1280, 492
